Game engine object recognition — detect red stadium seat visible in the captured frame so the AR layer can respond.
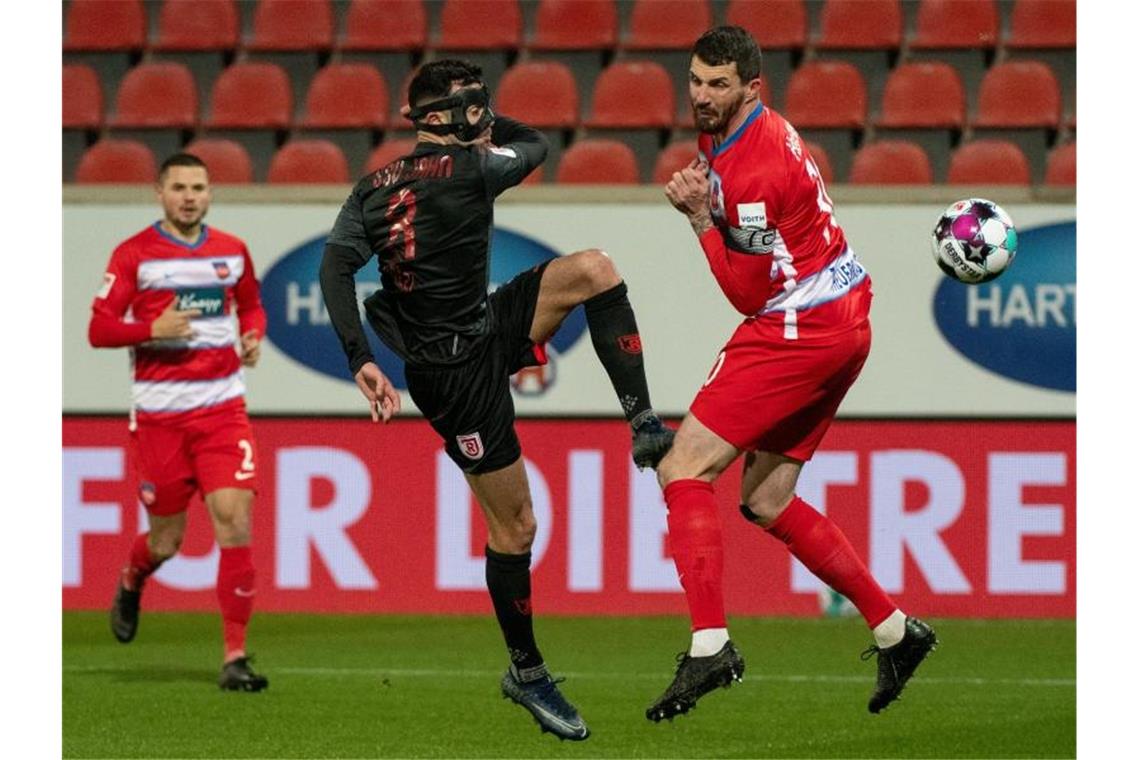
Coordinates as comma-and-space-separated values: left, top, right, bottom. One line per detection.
64, 0, 146, 52
1007, 0, 1076, 48
652, 143, 698, 184
624, 0, 710, 50
726, 0, 807, 50
816, 0, 902, 50
974, 61, 1061, 128
784, 61, 866, 128
268, 140, 349, 183
437, 0, 522, 50
110, 62, 199, 129
63, 64, 103, 130
364, 138, 419, 174
849, 141, 932, 184
75, 139, 157, 183
301, 64, 389, 129
877, 62, 965, 128
247, 0, 334, 52
184, 139, 254, 183
556, 140, 639, 184
804, 141, 834, 185
1045, 141, 1076, 186
154, 0, 240, 52
521, 165, 545, 185
910, 0, 998, 50
530, 0, 618, 50
947, 140, 1031, 185
587, 61, 674, 128
496, 62, 579, 128
341, 0, 427, 51
206, 63, 293, 129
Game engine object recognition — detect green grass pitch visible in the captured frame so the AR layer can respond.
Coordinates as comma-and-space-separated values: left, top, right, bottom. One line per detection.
63, 612, 1075, 758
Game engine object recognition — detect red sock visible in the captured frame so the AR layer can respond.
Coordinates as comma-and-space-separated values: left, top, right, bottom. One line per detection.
217, 546, 256, 662
766, 496, 896, 628
664, 479, 726, 631
122, 532, 162, 591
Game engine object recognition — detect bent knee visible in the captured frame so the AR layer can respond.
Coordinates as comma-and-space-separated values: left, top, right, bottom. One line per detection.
742, 492, 793, 527
148, 534, 183, 561
575, 249, 621, 294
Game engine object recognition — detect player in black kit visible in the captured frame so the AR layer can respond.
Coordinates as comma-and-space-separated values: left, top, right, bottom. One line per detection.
319, 60, 674, 741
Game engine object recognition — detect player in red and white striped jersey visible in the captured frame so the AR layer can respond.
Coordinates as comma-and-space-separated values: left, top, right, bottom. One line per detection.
88, 153, 269, 691
646, 27, 936, 721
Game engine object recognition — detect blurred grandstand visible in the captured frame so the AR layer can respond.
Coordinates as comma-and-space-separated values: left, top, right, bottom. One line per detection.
63, 0, 1075, 187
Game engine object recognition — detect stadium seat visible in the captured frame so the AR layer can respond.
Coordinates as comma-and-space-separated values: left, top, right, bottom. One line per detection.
301, 64, 389, 129
153, 0, 240, 52
75, 139, 157, 183
877, 62, 965, 128
1044, 141, 1076, 186
530, 0, 618, 50
910, 0, 998, 50
205, 63, 293, 129
521, 165, 545, 185
184, 138, 254, 183
268, 140, 349, 184
364, 138, 419, 174
1007, 0, 1076, 48
437, 0, 522, 50
110, 62, 198, 129
587, 61, 674, 128
556, 140, 639, 184
652, 143, 698, 184
246, 0, 334, 52
849, 141, 932, 184
64, 0, 146, 52
805, 141, 834, 185
726, 0, 806, 50
63, 64, 103, 130
947, 140, 1031, 185
624, 0, 710, 50
784, 61, 866, 128
974, 61, 1061, 128
815, 0, 902, 50
496, 62, 579, 128
341, 0, 427, 51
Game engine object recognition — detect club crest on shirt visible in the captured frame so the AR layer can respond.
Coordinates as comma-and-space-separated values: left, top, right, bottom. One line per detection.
212, 260, 231, 279
457, 432, 485, 460
138, 481, 156, 507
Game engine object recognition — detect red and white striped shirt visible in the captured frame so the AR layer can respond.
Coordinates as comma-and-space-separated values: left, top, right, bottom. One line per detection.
88, 223, 266, 424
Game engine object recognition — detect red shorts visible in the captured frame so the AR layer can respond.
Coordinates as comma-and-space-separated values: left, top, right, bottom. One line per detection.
130, 406, 259, 516
689, 319, 871, 461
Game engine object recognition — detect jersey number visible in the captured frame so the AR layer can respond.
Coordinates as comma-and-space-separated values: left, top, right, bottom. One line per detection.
383, 188, 417, 292
804, 156, 840, 245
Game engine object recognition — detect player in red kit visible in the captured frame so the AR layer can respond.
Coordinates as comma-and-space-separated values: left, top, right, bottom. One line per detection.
88, 153, 269, 691
646, 27, 937, 721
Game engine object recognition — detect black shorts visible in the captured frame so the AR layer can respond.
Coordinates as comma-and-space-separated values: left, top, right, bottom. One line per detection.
404, 262, 550, 475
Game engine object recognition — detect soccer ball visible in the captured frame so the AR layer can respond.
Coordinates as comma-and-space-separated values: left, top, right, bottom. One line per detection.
931, 198, 1018, 284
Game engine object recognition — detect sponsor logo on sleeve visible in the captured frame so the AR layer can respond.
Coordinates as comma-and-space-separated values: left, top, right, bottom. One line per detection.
737, 202, 768, 228
96, 272, 116, 299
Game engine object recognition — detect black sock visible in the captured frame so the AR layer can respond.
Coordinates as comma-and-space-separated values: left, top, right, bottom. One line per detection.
583, 281, 654, 425
485, 546, 545, 676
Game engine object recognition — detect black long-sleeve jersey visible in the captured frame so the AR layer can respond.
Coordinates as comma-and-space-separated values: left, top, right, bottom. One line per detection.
320, 116, 548, 373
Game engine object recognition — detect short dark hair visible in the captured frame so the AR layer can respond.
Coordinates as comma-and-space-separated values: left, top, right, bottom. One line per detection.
158, 152, 208, 183
408, 59, 484, 109
692, 26, 763, 83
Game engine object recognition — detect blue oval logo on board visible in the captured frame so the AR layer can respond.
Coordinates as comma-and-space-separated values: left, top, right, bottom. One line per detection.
933, 221, 1075, 392
261, 228, 588, 390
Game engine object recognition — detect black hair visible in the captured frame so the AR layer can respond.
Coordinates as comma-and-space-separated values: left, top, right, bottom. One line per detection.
692, 26, 763, 83
158, 152, 208, 182
408, 59, 484, 109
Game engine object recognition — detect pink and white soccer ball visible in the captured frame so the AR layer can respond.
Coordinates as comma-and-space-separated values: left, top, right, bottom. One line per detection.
931, 198, 1018, 284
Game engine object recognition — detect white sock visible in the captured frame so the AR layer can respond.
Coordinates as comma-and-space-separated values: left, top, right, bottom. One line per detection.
872, 609, 907, 649
690, 627, 730, 657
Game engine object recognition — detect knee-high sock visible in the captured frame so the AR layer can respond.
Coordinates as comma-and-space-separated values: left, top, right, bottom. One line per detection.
765, 496, 896, 629
217, 546, 256, 662
583, 281, 654, 424
123, 532, 163, 591
664, 479, 726, 631
485, 547, 545, 677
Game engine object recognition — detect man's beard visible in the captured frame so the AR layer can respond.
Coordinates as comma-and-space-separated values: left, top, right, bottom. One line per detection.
693, 93, 746, 134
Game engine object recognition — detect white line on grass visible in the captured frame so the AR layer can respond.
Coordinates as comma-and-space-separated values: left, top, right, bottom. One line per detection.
62, 665, 1074, 687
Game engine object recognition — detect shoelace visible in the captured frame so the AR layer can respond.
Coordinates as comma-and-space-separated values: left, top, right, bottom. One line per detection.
860, 645, 880, 661
531, 676, 576, 713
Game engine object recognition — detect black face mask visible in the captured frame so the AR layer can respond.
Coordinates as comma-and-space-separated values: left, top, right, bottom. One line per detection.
407, 85, 495, 142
